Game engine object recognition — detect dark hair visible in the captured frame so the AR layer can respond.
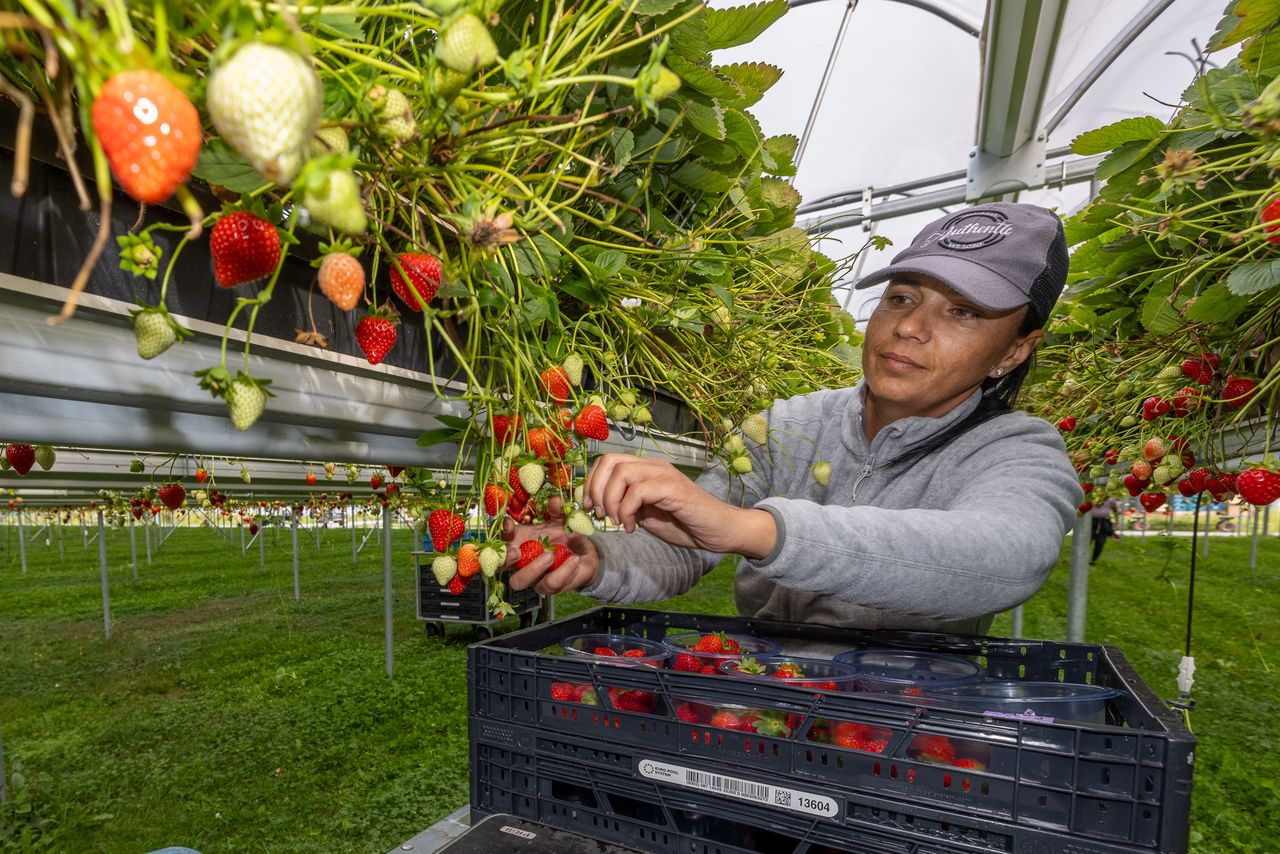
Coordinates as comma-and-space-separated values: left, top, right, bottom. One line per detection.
886, 307, 1041, 469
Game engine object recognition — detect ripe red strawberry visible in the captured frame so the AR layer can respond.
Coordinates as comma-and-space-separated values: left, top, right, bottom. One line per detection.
573, 405, 610, 441
1142, 396, 1170, 421
1186, 468, 1210, 493
594, 647, 618, 656
306, 472, 317, 486
1180, 357, 1217, 385
913, 735, 957, 764
5, 444, 35, 476
157, 482, 186, 510
621, 648, 647, 658
546, 462, 572, 489
1104, 448, 1120, 465
317, 252, 365, 311
387, 466, 404, 478
210, 212, 281, 287
709, 710, 753, 731
448, 573, 469, 595
528, 427, 568, 460
428, 508, 465, 551
831, 722, 888, 752
1182, 451, 1197, 468
550, 682, 576, 701
1123, 474, 1148, 496
1222, 376, 1258, 409
1171, 388, 1199, 417
492, 413, 522, 444
1056, 417, 1076, 432
574, 685, 598, 704
1206, 473, 1229, 501
1221, 472, 1239, 494
952, 758, 988, 771
457, 543, 481, 578
1077, 502, 1094, 514
549, 543, 573, 569
514, 539, 546, 568
385, 483, 401, 500
691, 633, 725, 653
1262, 197, 1280, 244
195, 467, 209, 483
390, 252, 442, 311
370, 473, 383, 490
1236, 468, 1280, 505
483, 483, 509, 516
675, 702, 704, 722
92, 70, 201, 203
1139, 492, 1167, 512
539, 366, 571, 403
1177, 479, 1199, 498
355, 314, 398, 365
673, 653, 702, 672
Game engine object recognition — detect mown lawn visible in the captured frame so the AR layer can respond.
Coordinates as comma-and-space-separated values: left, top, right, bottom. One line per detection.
0, 522, 1276, 852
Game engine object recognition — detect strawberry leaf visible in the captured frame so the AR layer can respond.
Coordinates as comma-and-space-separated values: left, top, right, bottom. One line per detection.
1069, 116, 1165, 156
704, 0, 787, 51
1227, 260, 1280, 296
193, 141, 270, 194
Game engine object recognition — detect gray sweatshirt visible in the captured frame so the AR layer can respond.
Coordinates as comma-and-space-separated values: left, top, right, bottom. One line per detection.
583, 382, 1082, 635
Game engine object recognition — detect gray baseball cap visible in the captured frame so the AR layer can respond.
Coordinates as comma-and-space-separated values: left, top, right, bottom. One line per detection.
854, 202, 1069, 326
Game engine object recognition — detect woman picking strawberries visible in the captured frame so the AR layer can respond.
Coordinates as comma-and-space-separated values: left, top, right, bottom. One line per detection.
506, 202, 1081, 633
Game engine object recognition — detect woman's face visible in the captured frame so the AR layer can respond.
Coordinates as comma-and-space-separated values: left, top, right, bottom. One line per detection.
861, 274, 1041, 421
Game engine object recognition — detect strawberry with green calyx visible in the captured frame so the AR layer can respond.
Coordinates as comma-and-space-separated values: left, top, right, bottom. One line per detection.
539, 366, 572, 403
315, 250, 365, 312
734, 657, 769, 676
747, 709, 792, 738
428, 508, 466, 551
1237, 467, 1280, 506
573, 405, 609, 441
206, 41, 323, 184
390, 252, 443, 311
211, 211, 282, 287
157, 482, 186, 510
431, 553, 458, 586
92, 69, 202, 204
457, 543, 481, 578
226, 373, 273, 431
518, 460, 546, 494
565, 508, 595, 536
195, 467, 209, 484
514, 539, 546, 569
298, 162, 367, 235
478, 542, 506, 578
356, 304, 400, 365
32, 444, 56, 472
117, 233, 163, 280
130, 304, 191, 360
631, 405, 652, 426
366, 83, 418, 142
370, 473, 383, 490
772, 661, 804, 679
436, 13, 500, 74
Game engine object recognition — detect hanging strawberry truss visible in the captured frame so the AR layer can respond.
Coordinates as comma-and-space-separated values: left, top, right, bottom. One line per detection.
0, 0, 863, 610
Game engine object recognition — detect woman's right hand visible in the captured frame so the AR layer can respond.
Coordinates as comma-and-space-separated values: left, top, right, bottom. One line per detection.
503, 496, 601, 595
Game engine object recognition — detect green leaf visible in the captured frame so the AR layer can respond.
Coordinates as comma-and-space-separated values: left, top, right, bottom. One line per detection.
314, 13, 364, 40
666, 54, 742, 101
609, 128, 634, 170
1208, 0, 1280, 50
509, 234, 563, 277
436, 414, 472, 430
669, 8, 709, 62
1241, 25, 1280, 75
633, 0, 684, 14
516, 291, 556, 329
716, 62, 783, 107
1070, 117, 1166, 155
723, 108, 762, 158
1227, 259, 1280, 295
193, 142, 269, 194
760, 176, 800, 213
416, 428, 463, 448
594, 249, 626, 275
704, 0, 788, 50
684, 99, 726, 139
1182, 65, 1259, 119
1186, 281, 1250, 324
671, 160, 732, 192
1141, 277, 1180, 334
1092, 138, 1156, 181
557, 277, 607, 306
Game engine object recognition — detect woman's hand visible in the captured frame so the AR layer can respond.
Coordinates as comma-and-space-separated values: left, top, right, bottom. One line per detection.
502, 496, 601, 595
583, 453, 776, 558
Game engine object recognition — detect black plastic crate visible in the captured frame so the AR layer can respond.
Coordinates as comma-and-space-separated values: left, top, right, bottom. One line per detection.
417, 561, 541, 623
436, 813, 647, 853
468, 607, 1194, 853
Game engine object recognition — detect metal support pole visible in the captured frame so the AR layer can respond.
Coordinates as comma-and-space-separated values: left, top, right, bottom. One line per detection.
16, 507, 26, 574
259, 524, 265, 568
1250, 508, 1261, 572
240, 523, 246, 551
292, 515, 300, 602
384, 504, 394, 679
1266, 503, 1273, 537
98, 510, 112, 639
1201, 503, 1210, 556
351, 504, 357, 563
129, 516, 138, 580
81, 515, 87, 549
144, 516, 152, 564
56, 515, 63, 561
1011, 605, 1024, 638
1066, 513, 1091, 642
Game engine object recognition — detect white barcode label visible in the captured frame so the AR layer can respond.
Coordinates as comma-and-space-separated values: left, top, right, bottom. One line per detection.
636, 759, 841, 819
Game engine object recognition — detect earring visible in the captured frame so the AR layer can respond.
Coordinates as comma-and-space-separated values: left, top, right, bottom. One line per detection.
994, 368, 1005, 377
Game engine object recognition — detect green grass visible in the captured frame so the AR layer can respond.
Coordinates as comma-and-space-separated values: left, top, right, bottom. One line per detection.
1, 523, 1277, 852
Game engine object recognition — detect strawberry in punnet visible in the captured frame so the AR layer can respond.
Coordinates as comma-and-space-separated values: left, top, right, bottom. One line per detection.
478, 543, 505, 578
390, 252, 443, 311
1222, 376, 1259, 409
492, 413, 522, 444
550, 682, 577, 702
514, 539, 546, 569
428, 508, 466, 551
593, 647, 618, 656
740, 413, 768, 444
5, 444, 34, 476
226, 374, 271, 431
457, 543, 481, 578
355, 310, 398, 365
1056, 417, 1077, 432
33, 445, 55, 471
157, 482, 186, 510
1236, 468, 1280, 506
913, 735, 957, 764
1140, 492, 1167, 512
673, 653, 702, 672
1263, 197, 1280, 244
572, 405, 610, 441
518, 461, 546, 493
1142, 396, 1170, 421
483, 484, 509, 516
436, 12, 500, 74
708, 710, 754, 732
211, 212, 281, 287
370, 473, 383, 490
92, 70, 201, 203
952, 757, 988, 771
431, 554, 457, 585
206, 42, 322, 184
539, 366, 572, 403
831, 722, 888, 753
317, 252, 365, 311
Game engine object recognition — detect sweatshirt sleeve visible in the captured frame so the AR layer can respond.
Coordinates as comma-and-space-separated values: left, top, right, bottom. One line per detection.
750, 417, 1081, 621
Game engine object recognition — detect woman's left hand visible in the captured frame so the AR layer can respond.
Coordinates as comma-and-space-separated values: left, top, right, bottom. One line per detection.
583, 453, 776, 559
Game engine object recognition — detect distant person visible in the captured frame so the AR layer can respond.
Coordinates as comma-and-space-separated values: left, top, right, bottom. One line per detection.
1090, 497, 1118, 564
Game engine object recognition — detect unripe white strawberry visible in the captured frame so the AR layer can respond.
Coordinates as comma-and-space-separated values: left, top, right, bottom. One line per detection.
608, 403, 631, 421
479, 543, 506, 578
563, 353, 584, 386
811, 461, 831, 486
303, 169, 367, 235
631, 405, 652, 425
227, 377, 268, 431
437, 13, 499, 74
730, 455, 753, 475
723, 435, 745, 455
368, 85, 417, 142
207, 42, 322, 184
306, 126, 350, 159
518, 461, 545, 493
740, 413, 768, 444
34, 444, 55, 471
134, 310, 176, 359
431, 554, 458, 585
566, 509, 595, 536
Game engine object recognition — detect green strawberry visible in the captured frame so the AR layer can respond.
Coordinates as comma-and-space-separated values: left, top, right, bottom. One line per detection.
563, 353, 584, 386
478, 543, 506, 578
431, 554, 458, 585
730, 455, 753, 475
650, 66, 681, 101
34, 444, 55, 471
206, 42, 322, 184
306, 126, 350, 159
240, 466, 252, 484
133, 309, 176, 359
226, 374, 271, 431
303, 169, 367, 235
437, 13, 499, 74
566, 509, 595, 536
723, 435, 745, 455
741, 413, 768, 444
518, 461, 545, 493
368, 85, 417, 142
811, 461, 831, 486
631, 405, 652, 425
608, 403, 631, 421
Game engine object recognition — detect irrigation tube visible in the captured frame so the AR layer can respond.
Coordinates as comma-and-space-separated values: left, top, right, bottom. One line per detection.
384, 504, 394, 680
98, 509, 111, 639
